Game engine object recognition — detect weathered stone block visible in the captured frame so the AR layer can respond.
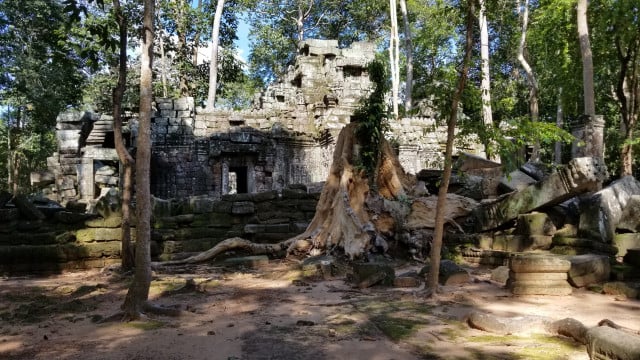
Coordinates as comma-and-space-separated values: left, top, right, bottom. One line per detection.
499, 170, 537, 192
515, 212, 556, 236
13, 194, 46, 220
490, 265, 510, 284
438, 260, 470, 285
567, 254, 611, 288
579, 176, 640, 243
618, 195, 640, 232
0, 208, 19, 223
232, 201, 255, 215
509, 253, 571, 273
473, 157, 607, 232
76, 228, 124, 242
586, 326, 640, 360
251, 190, 279, 202
603, 281, 639, 299
351, 262, 395, 287
85, 216, 124, 228
614, 233, 640, 257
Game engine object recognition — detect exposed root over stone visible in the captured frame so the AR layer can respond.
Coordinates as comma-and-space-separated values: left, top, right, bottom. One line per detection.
468, 311, 640, 346
100, 302, 184, 323
158, 122, 415, 266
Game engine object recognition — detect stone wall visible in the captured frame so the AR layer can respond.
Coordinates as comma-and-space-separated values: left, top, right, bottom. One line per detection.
42, 39, 483, 205
0, 188, 319, 273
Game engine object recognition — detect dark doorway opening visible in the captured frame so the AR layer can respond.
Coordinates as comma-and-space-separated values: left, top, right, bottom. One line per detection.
229, 166, 248, 194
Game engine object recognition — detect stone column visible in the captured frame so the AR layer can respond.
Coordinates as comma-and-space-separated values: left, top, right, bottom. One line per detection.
571, 114, 605, 160
77, 158, 94, 200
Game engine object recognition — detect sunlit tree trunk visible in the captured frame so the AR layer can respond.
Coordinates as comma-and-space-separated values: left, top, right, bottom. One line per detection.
517, 0, 539, 162
389, 0, 400, 119
426, 0, 474, 297
479, 0, 496, 161
205, 0, 225, 110
555, 87, 563, 165
577, 0, 595, 117
122, 0, 154, 319
399, 0, 413, 113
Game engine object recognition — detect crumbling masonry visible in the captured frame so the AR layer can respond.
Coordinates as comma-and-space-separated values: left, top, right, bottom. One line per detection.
42, 39, 482, 204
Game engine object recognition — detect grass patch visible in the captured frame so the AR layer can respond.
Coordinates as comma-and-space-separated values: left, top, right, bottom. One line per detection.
370, 314, 429, 341
125, 320, 166, 331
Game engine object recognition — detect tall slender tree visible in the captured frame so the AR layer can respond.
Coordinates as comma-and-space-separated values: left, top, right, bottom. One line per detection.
479, 0, 496, 161
111, 0, 135, 270
517, 0, 539, 162
398, 0, 413, 113
122, 0, 154, 319
205, 0, 225, 110
426, 0, 475, 296
389, 0, 400, 119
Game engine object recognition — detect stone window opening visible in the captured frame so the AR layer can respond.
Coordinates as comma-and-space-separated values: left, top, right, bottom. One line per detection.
229, 120, 245, 127
229, 166, 248, 194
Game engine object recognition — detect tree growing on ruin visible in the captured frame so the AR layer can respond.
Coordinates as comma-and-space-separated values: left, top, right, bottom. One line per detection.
161, 60, 416, 265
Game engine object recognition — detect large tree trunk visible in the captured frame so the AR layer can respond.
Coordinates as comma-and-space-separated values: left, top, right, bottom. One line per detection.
122, 0, 154, 320
615, 33, 639, 177
577, 0, 596, 117
389, 0, 400, 119
479, 0, 496, 161
517, 0, 539, 162
399, 0, 413, 113
205, 0, 225, 110
425, 0, 475, 296
112, 0, 135, 271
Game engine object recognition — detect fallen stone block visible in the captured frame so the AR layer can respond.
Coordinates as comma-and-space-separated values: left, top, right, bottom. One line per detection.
614, 233, 640, 257
472, 157, 607, 232
438, 259, 470, 285
579, 176, 640, 243
603, 281, 639, 299
617, 195, 640, 232
567, 254, 611, 288
499, 170, 537, 193
490, 265, 510, 284
351, 262, 395, 287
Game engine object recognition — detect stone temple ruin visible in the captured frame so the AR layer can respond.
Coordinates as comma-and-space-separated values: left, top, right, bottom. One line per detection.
8, 39, 640, 304
41, 39, 480, 204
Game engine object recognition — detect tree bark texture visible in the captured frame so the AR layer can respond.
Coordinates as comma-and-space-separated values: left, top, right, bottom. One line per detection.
389, 0, 400, 119
614, 33, 639, 176
426, 0, 475, 295
479, 0, 496, 161
122, 0, 154, 319
577, 0, 596, 117
112, 0, 135, 271
205, 0, 225, 110
517, 0, 539, 162
399, 0, 413, 113
160, 122, 415, 265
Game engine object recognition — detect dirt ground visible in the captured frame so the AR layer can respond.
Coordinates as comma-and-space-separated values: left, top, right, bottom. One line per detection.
1, 259, 639, 360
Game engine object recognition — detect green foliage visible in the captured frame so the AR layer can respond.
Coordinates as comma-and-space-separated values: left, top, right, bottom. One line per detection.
353, 60, 390, 177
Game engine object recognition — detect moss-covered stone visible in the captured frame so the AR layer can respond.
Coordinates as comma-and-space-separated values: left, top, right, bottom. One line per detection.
85, 216, 123, 228
76, 228, 128, 242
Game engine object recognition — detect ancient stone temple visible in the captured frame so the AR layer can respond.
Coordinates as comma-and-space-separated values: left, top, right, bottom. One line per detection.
44, 39, 481, 205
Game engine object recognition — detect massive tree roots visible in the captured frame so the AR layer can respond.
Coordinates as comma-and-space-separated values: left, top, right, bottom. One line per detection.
159, 123, 416, 266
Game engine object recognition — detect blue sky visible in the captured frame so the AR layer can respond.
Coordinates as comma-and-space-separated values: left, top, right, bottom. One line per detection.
234, 17, 251, 62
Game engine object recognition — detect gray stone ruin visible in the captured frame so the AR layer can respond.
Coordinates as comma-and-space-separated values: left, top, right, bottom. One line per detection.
40, 39, 482, 206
